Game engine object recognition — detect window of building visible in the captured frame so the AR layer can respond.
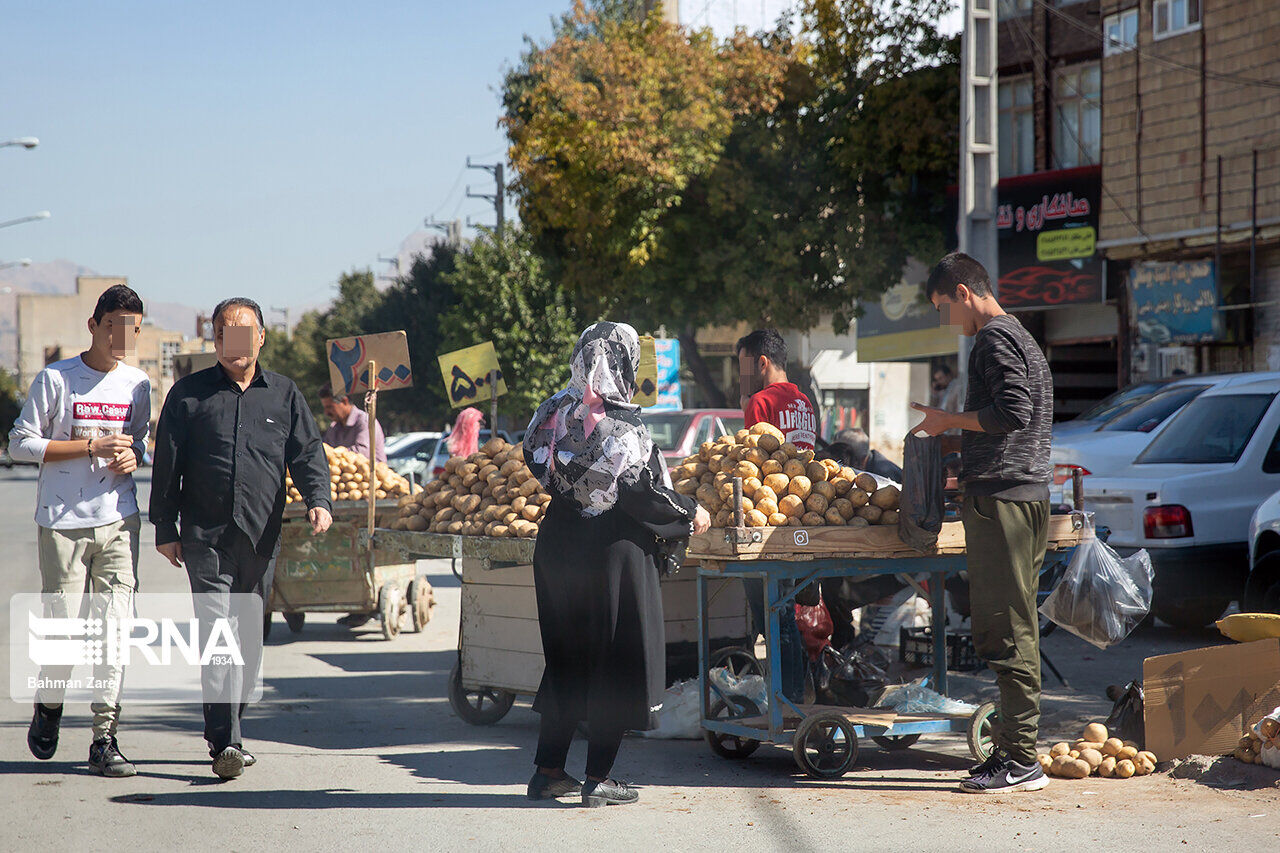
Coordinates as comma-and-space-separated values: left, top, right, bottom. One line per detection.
1153, 0, 1200, 40
998, 76, 1035, 178
1104, 8, 1139, 55
160, 340, 182, 379
998, 0, 1032, 17
1052, 62, 1101, 169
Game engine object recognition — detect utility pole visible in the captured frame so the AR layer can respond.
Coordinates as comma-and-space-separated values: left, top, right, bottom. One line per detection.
465, 156, 504, 239
957, 0, 999, 386
375, 255, 401, 285
424, 217, 463, 248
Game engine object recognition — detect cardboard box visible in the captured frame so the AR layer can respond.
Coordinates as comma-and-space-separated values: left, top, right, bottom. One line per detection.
1143, 639, 1280, 760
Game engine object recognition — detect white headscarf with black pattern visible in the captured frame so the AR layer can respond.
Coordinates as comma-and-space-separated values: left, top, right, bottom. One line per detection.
525, 322, 668, 517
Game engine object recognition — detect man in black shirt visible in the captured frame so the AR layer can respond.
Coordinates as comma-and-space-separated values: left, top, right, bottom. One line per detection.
832, 428, 903, 482
911, 252, 1053, 795
150, 297, 331, 780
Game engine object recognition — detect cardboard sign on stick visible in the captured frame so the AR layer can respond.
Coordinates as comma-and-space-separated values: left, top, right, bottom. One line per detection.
631, 335, 658, 407
438, 341, 506, 408
327, 331, 412, 396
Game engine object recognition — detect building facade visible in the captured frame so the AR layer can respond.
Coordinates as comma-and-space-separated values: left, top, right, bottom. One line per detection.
1099, 0, 1280, 379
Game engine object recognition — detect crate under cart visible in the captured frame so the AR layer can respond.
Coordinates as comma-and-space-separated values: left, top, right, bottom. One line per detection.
899, 627, 985, 672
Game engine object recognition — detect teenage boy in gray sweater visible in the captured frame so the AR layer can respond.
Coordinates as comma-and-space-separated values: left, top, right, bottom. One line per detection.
910, 252, 1053, 794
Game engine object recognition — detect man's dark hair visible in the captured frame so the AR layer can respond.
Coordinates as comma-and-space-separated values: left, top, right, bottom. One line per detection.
212, 296, 265, 330
818, 442, 858, 468
735, 328, 787, 367
834, 428, 870, 464
318, 383, 348, 403
925, 252, 993, 301
92, 284, 144, 322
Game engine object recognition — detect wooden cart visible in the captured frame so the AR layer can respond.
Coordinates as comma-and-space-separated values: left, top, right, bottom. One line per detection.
688, 514, 1087, 779
373, 528, 752, 725
266, 501, 436, 641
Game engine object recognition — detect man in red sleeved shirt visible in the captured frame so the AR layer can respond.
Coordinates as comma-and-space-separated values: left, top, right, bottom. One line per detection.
735, 328, 813, 702
736, 329, 817, 450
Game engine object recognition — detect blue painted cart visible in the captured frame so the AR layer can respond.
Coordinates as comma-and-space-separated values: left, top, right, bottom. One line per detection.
691, 513, 1086, 779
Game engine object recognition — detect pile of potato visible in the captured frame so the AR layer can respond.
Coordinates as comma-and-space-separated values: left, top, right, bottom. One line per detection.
1037, 722, 1158, 779
1234, 713, 1279, 764
386, 437, 549, 538
285, 443, 416, 504
671, 423, 900, 528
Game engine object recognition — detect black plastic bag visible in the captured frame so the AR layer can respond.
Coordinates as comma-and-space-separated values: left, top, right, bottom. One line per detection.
1104, 680, 1145, 748
898, 433, 944, 552
814, 640, 891, 708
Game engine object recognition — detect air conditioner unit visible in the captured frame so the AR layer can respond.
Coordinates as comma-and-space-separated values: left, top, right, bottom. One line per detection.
1157, 346, 1196, 377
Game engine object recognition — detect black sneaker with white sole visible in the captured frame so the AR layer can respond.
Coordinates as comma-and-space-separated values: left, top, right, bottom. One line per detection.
212, 746, 246, 780
89, 737, 137, 778
27, 703, 62, 760
968, 749, 1004, 777
959, 754, 1049, 794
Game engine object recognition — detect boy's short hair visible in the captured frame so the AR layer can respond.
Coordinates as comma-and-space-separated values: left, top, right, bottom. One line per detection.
735, 328, 787, 367
925, 252, 993, 300
93, 284, 144, 322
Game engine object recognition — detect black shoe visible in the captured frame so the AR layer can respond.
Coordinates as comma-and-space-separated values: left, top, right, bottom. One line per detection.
88, 737, 137, 778
968, 749, 1005, 776
212, 746, 245, 780
959, 754, 1050, 794
581, 779, 639, 807
27, 703, 61, 760
527, 771, 582, 800
336, 614, 371, 628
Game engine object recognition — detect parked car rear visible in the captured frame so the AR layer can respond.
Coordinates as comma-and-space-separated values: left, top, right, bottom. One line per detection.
1083, 376, 1280, 628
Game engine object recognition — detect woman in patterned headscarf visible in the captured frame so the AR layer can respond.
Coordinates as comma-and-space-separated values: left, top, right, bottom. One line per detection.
523, 321, 710, 807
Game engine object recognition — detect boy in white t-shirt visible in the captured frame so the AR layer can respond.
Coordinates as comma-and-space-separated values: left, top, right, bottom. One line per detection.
9, 284, 151, 778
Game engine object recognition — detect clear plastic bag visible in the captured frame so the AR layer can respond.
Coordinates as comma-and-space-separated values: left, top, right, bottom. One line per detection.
875, 678, 977, 715
1039, 516, 1153, 650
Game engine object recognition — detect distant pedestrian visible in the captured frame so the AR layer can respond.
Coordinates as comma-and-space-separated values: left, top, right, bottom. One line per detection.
9, 284, 150, 778
911, 252, 1054, 794
523, 322, 709, 807
150, 296, 332, 780
832, 428, 903, 482
319, 383, 386, 463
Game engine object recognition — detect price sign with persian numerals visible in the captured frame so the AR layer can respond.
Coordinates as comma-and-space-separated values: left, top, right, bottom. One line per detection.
438, 341, 507, 408
327, 331, 413, 396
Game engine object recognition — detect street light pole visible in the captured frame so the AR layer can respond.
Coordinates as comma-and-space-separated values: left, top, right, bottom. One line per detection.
0, 211, 51, 230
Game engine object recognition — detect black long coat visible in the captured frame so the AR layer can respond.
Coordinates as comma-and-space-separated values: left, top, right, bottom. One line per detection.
531, 449, 696, 732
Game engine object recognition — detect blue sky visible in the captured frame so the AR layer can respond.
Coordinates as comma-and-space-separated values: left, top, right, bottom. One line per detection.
1, 1, 574, 309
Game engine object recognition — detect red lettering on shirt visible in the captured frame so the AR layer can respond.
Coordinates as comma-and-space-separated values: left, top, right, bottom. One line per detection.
73, 401, 132, 422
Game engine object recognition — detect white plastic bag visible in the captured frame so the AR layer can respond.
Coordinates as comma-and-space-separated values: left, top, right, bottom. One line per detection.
640, 679, 702, 739
1253, 705, 1280, 770
1039, 516, 1153, 650
708, 666, 769, 712
876, 678, 977, 715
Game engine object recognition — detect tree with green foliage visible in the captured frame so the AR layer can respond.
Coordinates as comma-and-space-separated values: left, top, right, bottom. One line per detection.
437, 229, 580, 428
0, 367, 22, 449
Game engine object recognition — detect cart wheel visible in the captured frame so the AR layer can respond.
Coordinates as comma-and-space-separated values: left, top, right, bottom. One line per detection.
872, 734, 922, 751
709, 646, 764, 678
448, 662, 515, 725
284, 612, 305, 634
704, 696, 761, 760
967, 701, 999, 762
379, 583, 404, 641
262, 612, 273, 640
793, 712, 858, 779
408, 577, 434, 633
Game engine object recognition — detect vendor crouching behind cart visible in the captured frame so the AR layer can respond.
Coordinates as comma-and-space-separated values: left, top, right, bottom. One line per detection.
523, 322, 710, 807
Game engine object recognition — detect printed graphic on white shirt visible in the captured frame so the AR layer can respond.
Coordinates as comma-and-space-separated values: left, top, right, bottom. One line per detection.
73, 400, 132, 472
776, 400, 816, 449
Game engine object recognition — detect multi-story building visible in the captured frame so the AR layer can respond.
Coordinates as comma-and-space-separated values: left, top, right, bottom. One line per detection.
1099, 0, 1280, 378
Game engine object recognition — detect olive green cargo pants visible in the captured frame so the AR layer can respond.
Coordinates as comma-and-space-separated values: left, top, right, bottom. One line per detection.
962, 496, 1050, 765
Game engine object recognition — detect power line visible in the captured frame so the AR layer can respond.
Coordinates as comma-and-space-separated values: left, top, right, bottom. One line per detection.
1033, 0, 1280, 92
427, 164, 467, 220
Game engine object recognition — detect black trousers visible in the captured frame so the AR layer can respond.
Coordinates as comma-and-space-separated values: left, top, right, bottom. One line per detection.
534, 712, 625, 780
183, 526, 276, 754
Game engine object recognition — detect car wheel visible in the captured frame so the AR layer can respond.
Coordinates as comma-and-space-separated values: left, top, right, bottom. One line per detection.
1151, 595, 1230, 630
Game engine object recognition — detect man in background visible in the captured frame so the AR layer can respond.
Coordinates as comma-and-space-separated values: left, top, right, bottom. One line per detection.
151, 296, 333, 780
832, 428, 903, 482
319, 382, 386, 463
10, 284, 150, 778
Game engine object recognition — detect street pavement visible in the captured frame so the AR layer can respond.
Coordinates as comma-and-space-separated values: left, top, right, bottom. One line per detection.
1, 468, 1277, 851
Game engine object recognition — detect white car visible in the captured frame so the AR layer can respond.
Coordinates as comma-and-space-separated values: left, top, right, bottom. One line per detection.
1050, 375, 1277, 501
1247, 492, 1280, 613
1082, 375, 1280, 629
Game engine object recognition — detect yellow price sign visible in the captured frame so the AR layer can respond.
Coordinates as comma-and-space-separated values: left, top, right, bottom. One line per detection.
631, 335, 658, 407
438, 341, 507, 408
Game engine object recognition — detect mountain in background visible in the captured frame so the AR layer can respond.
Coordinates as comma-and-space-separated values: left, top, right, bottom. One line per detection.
0, 260, 201, 371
